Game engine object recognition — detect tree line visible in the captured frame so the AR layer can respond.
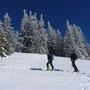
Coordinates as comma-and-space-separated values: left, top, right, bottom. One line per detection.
0, 10, 90, 59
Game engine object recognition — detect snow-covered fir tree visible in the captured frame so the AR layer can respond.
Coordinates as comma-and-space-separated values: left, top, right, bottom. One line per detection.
38, 14, 48, 53
3, 13, 15, 55
47, 22, 64, 56
17, 10, 30, 52
47, 21, 58, 56
18, 10, 47, 54
64, 20, 89, 59
14, 31, 21, 52
0, 20, 6, 58
64, 20, 74, 57
56, 29, 64, 56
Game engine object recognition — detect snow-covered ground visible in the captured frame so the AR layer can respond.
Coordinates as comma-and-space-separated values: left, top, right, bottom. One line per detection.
0, 52, 90, 90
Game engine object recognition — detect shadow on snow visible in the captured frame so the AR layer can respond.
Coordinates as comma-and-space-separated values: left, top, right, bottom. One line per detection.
30, 68, 63, 72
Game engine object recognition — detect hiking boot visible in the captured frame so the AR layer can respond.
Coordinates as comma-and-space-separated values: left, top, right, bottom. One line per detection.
46, 68, 49, 71
74, 69, 79, 72
52, 68, 54, 71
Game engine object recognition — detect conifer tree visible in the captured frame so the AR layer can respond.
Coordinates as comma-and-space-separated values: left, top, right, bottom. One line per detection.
18, 9, 30, 52
64, 20, 89, 59
0, 20, 6, 57
37, 14, 48, 53
47, 21, 57, 55
56, 29, 64, 56
18, 10, 48, 54
3, 13, 15, 55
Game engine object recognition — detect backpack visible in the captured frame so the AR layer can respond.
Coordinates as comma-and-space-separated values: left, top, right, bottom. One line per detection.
71, 53, 77, 61
50, 54, 54, 60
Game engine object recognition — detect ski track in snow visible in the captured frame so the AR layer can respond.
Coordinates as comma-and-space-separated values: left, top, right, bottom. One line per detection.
0, 52, 90, 90
80, 74, 90, 90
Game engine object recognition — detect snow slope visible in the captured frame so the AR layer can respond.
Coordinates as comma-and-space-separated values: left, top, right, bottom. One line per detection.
0, 52, 90, 90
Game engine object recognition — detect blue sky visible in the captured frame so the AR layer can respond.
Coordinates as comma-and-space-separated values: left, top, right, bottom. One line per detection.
0, 0, 90, 44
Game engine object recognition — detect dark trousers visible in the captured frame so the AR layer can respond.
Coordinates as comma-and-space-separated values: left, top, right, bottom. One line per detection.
71, 60, 79, 72
46, 60, 54, 70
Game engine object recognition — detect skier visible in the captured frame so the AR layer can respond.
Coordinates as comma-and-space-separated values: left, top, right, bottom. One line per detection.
46, 53, 54, 71
70, 51, 79, 72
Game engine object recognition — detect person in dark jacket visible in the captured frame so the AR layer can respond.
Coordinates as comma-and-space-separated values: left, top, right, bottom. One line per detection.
70, 51, 79, 72
46, 53, 54, 71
